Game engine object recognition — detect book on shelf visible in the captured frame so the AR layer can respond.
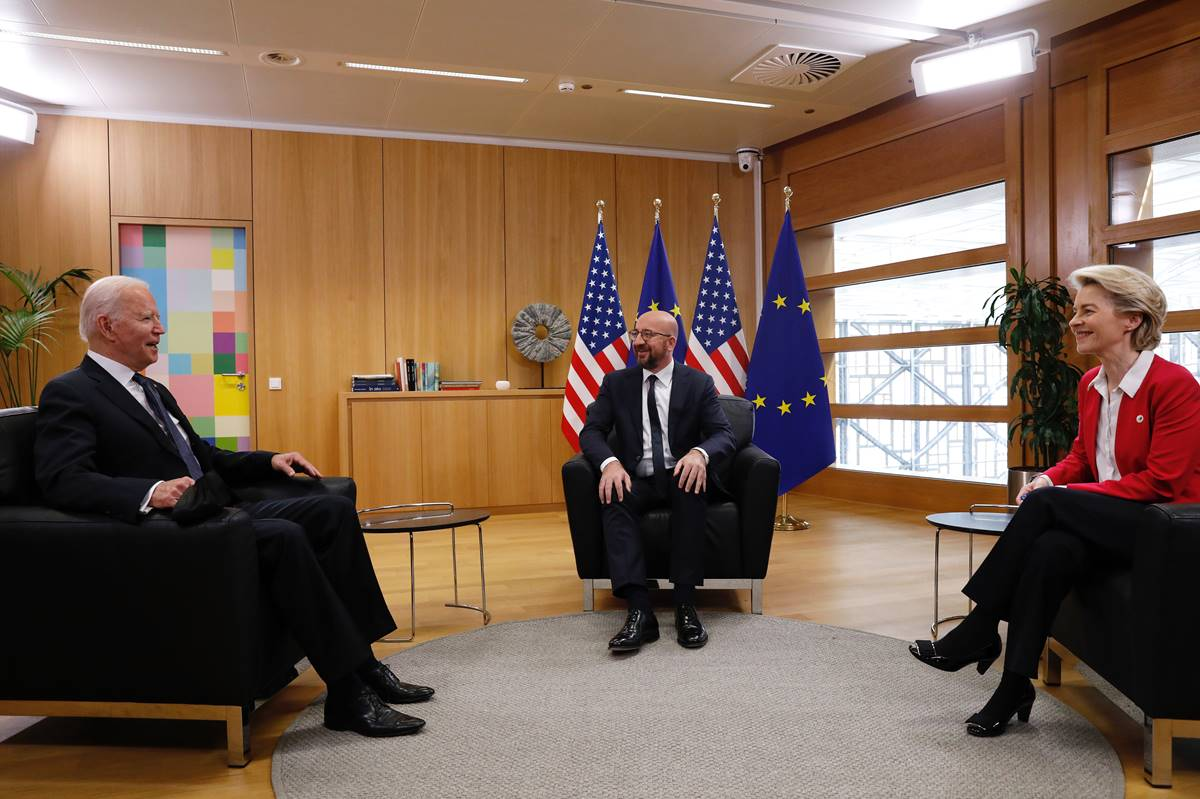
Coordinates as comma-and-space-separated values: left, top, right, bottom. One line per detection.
440, 380, 482, 391
351, 373, 399, 392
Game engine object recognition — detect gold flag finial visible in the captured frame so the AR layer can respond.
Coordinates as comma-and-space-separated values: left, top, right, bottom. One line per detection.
653, 197, 662, 222
783, 185, 793, 212
712, 193, 721, 220
596, 199, 605, 224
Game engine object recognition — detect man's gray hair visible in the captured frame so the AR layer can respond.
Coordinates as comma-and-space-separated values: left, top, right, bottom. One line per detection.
79, 275, 151, 341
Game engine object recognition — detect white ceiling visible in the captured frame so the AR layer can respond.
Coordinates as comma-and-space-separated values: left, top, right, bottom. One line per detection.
0, 0, 1143, 157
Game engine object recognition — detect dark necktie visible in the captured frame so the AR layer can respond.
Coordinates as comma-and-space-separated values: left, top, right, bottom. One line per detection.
647, 375, 668, 489
132, 374, 204, 479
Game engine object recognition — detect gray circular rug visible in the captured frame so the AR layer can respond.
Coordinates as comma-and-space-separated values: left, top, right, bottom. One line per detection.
272, 613, 1122, 799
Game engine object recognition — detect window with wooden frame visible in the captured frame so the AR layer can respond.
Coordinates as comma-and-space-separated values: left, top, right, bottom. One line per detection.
1105, 130, 1200, 380
800, 183, 1009, 484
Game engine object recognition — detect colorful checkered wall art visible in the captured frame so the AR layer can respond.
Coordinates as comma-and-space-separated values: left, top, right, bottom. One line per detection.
119, 224, 251, 451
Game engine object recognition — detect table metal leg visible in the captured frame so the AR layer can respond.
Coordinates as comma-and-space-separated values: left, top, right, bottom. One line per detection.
445, 524, 491, 625
381, 531, 416, 643
931, 525, 967, 639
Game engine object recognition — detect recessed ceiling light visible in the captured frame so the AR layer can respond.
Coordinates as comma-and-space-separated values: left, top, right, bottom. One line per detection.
0, 28, 226, 56
342, 61, 527, 84
620, 89, 773, 109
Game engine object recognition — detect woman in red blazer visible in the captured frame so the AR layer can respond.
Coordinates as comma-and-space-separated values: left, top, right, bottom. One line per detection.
909, 264, 1200, 737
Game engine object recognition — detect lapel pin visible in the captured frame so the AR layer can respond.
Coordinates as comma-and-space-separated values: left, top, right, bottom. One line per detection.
1136, 414, 1145, 423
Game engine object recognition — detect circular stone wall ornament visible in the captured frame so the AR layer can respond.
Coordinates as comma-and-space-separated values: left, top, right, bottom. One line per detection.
511, 303, 571, 364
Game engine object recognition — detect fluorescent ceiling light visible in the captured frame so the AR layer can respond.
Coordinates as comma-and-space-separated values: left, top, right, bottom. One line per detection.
342, 62, 527, 83
0, 28, 226, 56
911, 29, 1037, 96
0, 98, 36, 144
621, 89, 773, 109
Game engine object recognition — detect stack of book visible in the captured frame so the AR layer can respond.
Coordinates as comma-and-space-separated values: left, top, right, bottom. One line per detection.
393, 358, 440, 391
440, 380, 482, 391
351, 374, 400, 392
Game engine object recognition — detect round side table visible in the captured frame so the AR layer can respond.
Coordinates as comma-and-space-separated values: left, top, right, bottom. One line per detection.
926, 504, 1015, 639
359, 503, 491, 643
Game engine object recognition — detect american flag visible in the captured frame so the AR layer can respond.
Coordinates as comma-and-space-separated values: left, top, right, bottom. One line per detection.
561, 219, 629, 452
685, 215, 749, 395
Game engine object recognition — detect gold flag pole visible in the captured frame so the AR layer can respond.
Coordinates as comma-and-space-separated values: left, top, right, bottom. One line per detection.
653, 197, 662, 222
596, 199, 605, 224
712, 192, 721, 220
773, 185, 810, 532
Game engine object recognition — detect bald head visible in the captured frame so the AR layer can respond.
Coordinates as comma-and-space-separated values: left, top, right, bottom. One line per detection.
632, 310, 678, 371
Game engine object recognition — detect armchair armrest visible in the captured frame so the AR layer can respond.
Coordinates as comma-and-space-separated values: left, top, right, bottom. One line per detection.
562, 455, 605, 578
233, 474, 357, 505
0, 506, 264, 707
1132, 502, 1200, 718
731, 445, 780, 578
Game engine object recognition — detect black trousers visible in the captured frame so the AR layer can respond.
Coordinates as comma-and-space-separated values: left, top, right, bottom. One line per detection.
240, 494, 396, 684
963, 487, 1144, 677
600, 473, 707, 598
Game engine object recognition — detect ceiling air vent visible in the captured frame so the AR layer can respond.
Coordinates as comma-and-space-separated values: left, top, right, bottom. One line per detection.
259, 50, 303, 67
731, 45, 864, 91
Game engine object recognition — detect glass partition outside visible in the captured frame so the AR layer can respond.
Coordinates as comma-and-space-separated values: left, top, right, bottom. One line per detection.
825, 261, 1005, 337
835, 419, 1007, 483
824, 182, 1006, 272
1110, 132, 1200, 225
834, 343, 1006, 406
1109, 230, 1200, 312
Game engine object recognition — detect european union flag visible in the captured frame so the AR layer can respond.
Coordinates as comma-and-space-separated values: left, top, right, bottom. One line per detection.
628, 221, 688, 365
745, 210, 835, 493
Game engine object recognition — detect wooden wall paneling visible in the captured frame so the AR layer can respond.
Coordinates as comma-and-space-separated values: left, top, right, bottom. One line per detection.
109, 121, 252, 220
1087, 70, 1110, 264
1053, 79, 1091, 277
251, 131, 385, 470
761, 178, 783, 288
614, 155, 718, 333
791, 468, 1006, 512
769, 78, 1031, 180
1107, 36, 1200, 136
1024, 56, 1054, 281
385, 140, 506, 388
1051, 0, 1200, 87
348, 400, 424, 508
487, 397, 554, 506
0, 115, 111, 391
502, 147, 616, 389
785, 106, 1007, 230
715, 163, 758, 346
544, 396, 574, 503
1005, 96, 1025, 470
419, 399, 489, 507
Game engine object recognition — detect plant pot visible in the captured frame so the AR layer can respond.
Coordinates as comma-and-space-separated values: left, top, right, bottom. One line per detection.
1008, 466, 1045, 505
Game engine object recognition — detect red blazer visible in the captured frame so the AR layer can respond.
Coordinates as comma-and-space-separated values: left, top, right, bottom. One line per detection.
1043, 355, 1200, 503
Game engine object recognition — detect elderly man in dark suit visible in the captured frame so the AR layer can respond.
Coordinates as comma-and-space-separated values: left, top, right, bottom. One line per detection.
580, 309, 735, 652
35, 275, 432, 738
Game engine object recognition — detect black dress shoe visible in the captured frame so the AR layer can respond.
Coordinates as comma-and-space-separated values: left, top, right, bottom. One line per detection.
966, 679, 1036, 737
324, 684, 425, 737
675, 603, 708, 649
608, 609, 659, 652
360, 661, 435, 704
908, 633, 1002, 674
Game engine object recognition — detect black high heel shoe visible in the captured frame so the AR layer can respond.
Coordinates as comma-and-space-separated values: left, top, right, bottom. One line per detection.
965, 679, 1036, 737
908, 633, 1002, 674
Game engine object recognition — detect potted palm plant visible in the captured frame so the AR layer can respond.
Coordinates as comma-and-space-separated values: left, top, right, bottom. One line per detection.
984, 263, 1084, 502
0, 263, 95, 407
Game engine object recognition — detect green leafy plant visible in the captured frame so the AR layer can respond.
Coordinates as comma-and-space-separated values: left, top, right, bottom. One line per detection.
985, 264, 1084, 468
0, 264, 95, 407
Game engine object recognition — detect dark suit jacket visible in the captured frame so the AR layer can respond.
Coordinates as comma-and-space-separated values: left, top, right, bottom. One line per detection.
35, 356, 276, 523
579, 361, 735, 483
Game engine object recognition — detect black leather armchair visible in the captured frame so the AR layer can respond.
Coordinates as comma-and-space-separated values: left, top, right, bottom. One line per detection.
1044, 502, 1200, 788
562, 395, 780, 613
0, 406, 354, 766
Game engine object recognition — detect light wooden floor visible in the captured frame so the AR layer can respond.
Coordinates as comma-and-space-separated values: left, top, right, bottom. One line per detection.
1, 496, 1196, 797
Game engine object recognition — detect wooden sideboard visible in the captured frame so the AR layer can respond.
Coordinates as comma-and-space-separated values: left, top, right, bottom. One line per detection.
338, 389, 576, 510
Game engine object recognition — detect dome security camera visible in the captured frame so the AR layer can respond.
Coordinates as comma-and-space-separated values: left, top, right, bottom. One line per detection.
558, 80, 576, 93
735, 147, 762, 173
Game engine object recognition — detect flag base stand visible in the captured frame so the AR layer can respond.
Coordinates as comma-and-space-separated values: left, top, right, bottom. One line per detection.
774, 494, 810, 531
